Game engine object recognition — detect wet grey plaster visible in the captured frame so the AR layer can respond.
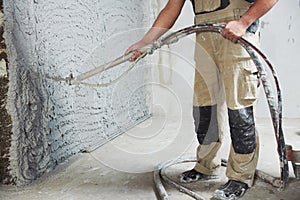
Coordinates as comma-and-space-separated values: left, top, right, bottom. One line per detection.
2, 0, 152, 184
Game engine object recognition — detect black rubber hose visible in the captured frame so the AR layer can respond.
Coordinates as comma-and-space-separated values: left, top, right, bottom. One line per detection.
153, 24, 288, 199
238, 39, 288, 188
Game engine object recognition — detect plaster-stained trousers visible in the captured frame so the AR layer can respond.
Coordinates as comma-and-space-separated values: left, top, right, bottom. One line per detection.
191, 0, 260, 187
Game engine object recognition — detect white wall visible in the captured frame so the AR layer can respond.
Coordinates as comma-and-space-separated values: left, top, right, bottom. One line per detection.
151, 0, 300, 119
258, 0, 300, 118
150, 0, 195, 118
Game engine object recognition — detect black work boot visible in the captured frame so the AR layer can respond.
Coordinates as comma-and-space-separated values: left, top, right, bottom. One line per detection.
213, 180, 249, 200
178, 169, 219, 183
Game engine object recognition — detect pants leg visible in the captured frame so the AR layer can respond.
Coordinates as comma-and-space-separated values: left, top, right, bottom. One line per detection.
217, 32, 260, 187
225, 106, 259, 187
226, 134, 259, 187
192, 31, 229, 176
193, 105, 222, 175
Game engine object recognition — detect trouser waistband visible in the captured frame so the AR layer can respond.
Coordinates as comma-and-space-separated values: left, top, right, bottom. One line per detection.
194, 0, 253, 26
191, 0, 255, 15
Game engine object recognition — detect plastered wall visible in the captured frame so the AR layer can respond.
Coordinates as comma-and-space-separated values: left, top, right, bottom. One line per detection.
0, 0, 11, 184
2, 0, 153, 184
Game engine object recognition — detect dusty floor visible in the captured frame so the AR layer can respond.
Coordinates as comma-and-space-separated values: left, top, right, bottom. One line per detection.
0, 116, 300, 200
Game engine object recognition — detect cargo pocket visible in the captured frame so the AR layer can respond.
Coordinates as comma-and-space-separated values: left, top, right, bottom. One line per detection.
242, 69, 259, 101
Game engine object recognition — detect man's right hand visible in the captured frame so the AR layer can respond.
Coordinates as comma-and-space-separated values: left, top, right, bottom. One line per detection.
125, 40, 148, 62
125, 0, 185, 62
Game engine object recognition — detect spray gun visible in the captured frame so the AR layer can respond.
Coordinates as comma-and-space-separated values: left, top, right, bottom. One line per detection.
67, 24, 224, 86
67, 46, 150, 85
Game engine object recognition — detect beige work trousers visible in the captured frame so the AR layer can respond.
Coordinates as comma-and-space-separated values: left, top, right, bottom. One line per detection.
192, 0, 260, 187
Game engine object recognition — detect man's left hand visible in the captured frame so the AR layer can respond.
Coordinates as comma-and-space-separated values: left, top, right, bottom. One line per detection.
221, 20, 248, 43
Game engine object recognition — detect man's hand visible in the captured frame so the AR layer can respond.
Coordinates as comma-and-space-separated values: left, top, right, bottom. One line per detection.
125, 0, 185, 62
125, 40, 147, 62
221, 0, 278, 43
221, 19, 248, 43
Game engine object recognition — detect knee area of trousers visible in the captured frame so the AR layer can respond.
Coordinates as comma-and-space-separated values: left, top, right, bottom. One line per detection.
194, 105, 219, 145
228, 106, 256, 154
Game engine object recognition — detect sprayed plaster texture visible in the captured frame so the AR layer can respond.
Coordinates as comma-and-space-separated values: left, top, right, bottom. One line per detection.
0, 0, 13, 184
3, 0, 152, 184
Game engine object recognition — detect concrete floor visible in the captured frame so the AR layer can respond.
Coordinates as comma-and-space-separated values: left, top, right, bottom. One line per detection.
1, 116, 300, 200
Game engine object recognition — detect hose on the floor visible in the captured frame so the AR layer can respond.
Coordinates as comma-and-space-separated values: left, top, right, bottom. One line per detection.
154, 157, 284, 200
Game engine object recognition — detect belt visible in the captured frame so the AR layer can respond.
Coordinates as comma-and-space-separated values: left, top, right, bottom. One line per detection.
191, 0, 255, 15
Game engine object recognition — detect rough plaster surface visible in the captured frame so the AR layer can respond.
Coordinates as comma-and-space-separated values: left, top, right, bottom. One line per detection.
0, 0, 12, 184
2, 0, 152, 184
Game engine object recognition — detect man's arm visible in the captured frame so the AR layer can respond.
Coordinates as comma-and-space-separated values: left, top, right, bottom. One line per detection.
222, 0, 278, 42
126, 0, 185, 59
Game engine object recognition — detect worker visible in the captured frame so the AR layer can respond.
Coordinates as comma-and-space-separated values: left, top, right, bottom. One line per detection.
126, 0, 278, 199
